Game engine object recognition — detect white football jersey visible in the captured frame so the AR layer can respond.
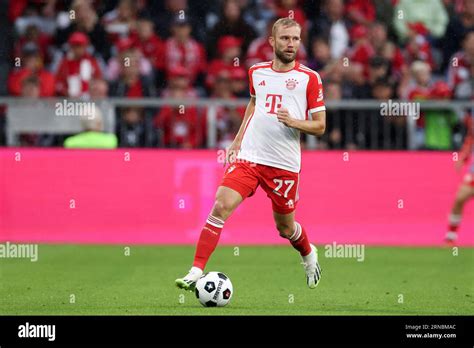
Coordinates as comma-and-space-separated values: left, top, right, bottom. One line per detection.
237, 61, 325, 173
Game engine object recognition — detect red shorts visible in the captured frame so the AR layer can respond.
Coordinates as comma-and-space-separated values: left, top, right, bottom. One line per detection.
220, 161, 300, 214
463, 173, 474, 187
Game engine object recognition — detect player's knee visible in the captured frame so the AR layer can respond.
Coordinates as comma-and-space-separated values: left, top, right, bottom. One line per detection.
212, 198, 235, 220
276, 222, 293, 239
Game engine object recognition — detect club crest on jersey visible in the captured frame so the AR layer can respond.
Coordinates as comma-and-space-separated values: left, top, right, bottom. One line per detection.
285, 78, 298, 90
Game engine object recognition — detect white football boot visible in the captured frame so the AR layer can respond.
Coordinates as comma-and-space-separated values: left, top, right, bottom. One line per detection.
301, 244, 322, 289
445, 231, 458, 244
175, 266, 203, 291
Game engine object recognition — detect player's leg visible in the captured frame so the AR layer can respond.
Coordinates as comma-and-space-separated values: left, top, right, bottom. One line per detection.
446, 178, 474, 243
259, 165, 321, 288
273, 211, 321, 289
176, 162, 259, 291
175, 186, 243, 291
193, 185, 243, 270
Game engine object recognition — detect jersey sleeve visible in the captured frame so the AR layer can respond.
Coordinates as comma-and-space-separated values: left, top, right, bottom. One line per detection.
248, 68, 255, 97
307, 72, 325, 114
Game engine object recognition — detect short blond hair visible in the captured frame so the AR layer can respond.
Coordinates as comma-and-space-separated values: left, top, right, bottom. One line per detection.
271, 18, 301, 37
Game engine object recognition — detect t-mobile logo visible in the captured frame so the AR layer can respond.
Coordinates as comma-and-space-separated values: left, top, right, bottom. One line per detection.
265, 94, 282, 115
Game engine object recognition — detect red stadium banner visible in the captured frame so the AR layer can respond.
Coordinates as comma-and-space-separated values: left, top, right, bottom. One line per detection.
1, 149, 472, 246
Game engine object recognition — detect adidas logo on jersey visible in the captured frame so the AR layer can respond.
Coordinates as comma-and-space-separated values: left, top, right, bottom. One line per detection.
258, 80, 266, 86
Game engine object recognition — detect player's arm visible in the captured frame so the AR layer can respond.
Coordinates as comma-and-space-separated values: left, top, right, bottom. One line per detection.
277, 109, 326, 136
225, 96, 256, 164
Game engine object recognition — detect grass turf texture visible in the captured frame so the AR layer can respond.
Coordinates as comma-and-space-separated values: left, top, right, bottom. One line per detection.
1, 245, 473, 315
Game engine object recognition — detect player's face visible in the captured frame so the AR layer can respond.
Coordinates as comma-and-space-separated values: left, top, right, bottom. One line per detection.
270, 25, 301, 64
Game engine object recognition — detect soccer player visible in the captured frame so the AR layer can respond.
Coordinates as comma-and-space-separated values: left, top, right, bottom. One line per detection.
176, 18, 326, 290
446, 113, 474, 243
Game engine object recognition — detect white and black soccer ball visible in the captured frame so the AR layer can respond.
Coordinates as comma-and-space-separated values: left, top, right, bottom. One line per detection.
195, 272, 233, 307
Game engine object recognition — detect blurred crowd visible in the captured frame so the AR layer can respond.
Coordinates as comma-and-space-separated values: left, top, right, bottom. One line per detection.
1, 0, 473, 149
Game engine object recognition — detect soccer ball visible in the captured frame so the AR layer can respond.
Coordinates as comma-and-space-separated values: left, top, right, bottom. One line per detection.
195, 272, 233, 307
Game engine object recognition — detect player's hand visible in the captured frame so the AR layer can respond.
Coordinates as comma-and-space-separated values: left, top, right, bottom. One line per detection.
225, 141, 241, 166
454, 159, 464, 172
276, 107, 295, 128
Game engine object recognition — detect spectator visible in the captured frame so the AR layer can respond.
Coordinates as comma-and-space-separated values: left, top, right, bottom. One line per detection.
447, 30, 474, 99
117, 107, 148, 147
346, 24, 375, 78
307, 38, 349, 92
405, 60, 433, 100
372, 78, 407, 149
164, 16, 207, 87
17, 76, 42, 146
246, 18, 307, 68
393, 0, 449, 42
369, 22, 407, 81
106, 37, 153, 82
161, 66, 199, 99
102, 0, 139, 42
345, 0, 376, 27
422, 81, 459, 150
130, 15, 165, 77
229, 68, 249, 98
442, 0, 474, 69
273, 0, 308, 41
64, 109, 118, 149
108, 44, 155, 98
403, 61, 432, 148
55, 32, 102, 97
317, 80, 345, 150
13, 24, 53, 65
206, 35, 246, 91
371, 77, 395, 99
8, 43, 56, 97
154, 83, 204, 148
307, 37, 331, 72
89, 78, 109, 99
206, 0, 256, 59
352, 56, 392, 98
56, 0, 111, 62
404, 22, 435, 69
12, 0, 57, 36
210, 71, 246, 149
154, 0, 205, 42
310, 0, 350, 59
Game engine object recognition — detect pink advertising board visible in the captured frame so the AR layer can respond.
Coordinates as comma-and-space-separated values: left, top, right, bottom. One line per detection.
0, 149, 472, 246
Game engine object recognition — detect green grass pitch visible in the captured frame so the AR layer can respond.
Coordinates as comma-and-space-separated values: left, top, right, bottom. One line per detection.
1, 245, 473, 315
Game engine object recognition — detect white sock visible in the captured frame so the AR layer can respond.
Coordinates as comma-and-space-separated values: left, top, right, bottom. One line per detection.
190, 266, 203, 274
445, 231, 458, 241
